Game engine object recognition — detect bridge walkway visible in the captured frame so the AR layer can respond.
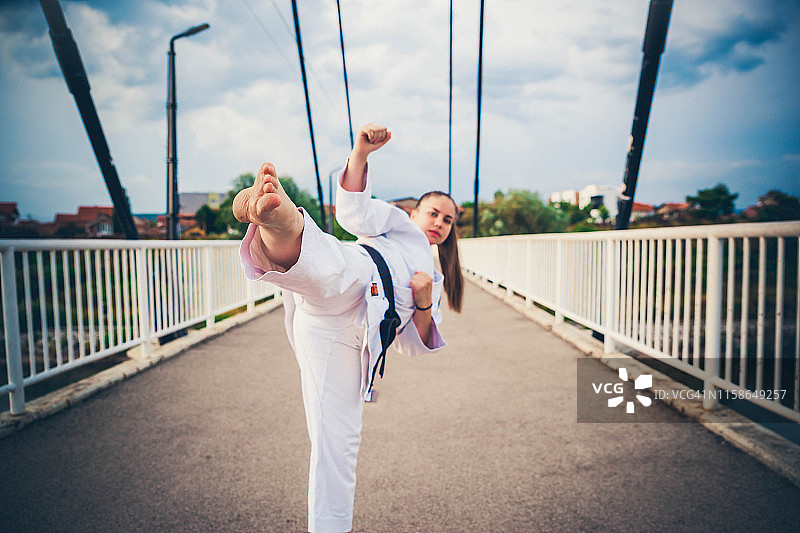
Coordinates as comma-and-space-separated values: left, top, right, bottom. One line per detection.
1, 282, 799, 532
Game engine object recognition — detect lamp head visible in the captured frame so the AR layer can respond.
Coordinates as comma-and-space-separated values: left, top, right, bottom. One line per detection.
171, 23, 210, 44
183, 23, 210, 37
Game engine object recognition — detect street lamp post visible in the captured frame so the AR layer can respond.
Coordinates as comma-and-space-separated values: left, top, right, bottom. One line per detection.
328, 167, 341, 234
166, 23, 209, 240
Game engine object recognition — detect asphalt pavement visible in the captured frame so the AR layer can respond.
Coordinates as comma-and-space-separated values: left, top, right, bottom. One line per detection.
1, 281, 799, 532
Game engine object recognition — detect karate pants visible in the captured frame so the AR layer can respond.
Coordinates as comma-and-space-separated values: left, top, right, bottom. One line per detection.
261, 213, 373, 533
293, 305, 364, 533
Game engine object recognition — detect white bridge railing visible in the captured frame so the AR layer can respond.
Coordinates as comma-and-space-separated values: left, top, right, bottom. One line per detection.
1, 239, 278, 415
459, 221, 800, 423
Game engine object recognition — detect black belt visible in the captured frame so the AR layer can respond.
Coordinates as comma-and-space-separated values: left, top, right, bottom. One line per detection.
360, 244, 401, 394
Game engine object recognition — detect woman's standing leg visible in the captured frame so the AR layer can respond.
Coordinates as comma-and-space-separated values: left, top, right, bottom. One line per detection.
293, 307, 364, 533
248, 228, 369, 532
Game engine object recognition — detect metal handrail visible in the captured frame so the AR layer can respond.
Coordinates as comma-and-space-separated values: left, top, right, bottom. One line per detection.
1, 239, 277, 414
464, 220, 800, 241
460, 220, 800, 423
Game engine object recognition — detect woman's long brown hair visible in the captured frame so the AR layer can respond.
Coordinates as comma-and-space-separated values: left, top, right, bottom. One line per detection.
416, 191, 464, 313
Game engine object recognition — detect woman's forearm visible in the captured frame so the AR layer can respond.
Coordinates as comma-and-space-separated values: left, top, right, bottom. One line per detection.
341, 123, 391, 192
341, 150, 368, 192
412, 308, 434, 348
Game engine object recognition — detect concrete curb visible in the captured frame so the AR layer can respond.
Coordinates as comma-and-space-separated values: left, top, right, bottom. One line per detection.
465, 271, 800, 489
0, 296, 284, 440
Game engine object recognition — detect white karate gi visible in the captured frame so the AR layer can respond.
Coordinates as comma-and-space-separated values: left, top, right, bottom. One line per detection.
239, 165, 447, 532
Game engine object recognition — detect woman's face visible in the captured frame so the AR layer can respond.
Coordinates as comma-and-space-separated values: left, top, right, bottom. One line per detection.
410, 195, 457, 245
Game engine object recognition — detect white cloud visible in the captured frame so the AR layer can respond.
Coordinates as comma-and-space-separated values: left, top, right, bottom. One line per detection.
1, 0, 798, 221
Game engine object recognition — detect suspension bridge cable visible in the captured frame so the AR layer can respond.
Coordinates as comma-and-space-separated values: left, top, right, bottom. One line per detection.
473, 0, 485, 238
448, 0, 453, 195
290, 0, 327, 232
336, 0, 354, 148
268, 0, 295, 39
267, 0, 340, 114
240, 0, 298, 74
242, 0, 341, 119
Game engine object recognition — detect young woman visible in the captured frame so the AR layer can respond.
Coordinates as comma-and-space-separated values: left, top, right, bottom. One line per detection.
234, 123, 463, 533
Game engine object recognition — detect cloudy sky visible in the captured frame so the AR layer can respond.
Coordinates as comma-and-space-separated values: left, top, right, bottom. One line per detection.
1, 0, 798, 222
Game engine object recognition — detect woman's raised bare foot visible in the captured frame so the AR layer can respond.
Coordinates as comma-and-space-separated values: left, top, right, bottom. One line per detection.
232, 162, 304, 271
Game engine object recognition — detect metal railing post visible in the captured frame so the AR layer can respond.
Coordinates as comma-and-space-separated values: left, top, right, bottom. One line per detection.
525, 239, 533, 308
506, 240, 513, 298
489, 241, 500, 289
1, 247, 26, 414
204, 246, 214, 328
704, 237, 722, 409
555, 240, 564, 324
603, 238, 617, 354
135, 247, 152, 357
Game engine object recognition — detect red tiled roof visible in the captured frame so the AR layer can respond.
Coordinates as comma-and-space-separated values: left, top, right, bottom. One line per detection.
0, 202, 18, 215
156, 214, 196, 221
632, 202, 654, 212
76, 206, 113, 222
54, 206, 114, 225
742, 206, 759, 218
54, 213, 79, 224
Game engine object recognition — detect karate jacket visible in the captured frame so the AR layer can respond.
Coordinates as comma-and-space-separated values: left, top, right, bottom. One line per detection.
239, 164, 446, 401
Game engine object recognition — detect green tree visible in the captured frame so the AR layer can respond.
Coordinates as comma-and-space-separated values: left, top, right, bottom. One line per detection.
494, 190, 564, 235
686, 183, 738, 220
215, 173, 256, 237
460, 190, 565, 237
456, 200, 483, 238
755, 190, 800, 221
279, 176, 321, 226
195, 204, 218, 234
54, 222, 86, 238
553, 200, 593, 226
0, 224, 39, 238
597, 204, 610, 223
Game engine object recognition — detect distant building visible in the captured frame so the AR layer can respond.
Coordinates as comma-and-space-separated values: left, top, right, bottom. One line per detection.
180, 192, 225, 215
131, 215, 159, 238
16, 219, 41, 232
134, 213, 161, 223
581, 185, 620, 221
655, 202, 691, 219
630, 202, 655, 220
45, 206, 115, 237
0, 202, 39, 237
390, 197, 418, 215
550, 185, 619, 221
0, 202, 20, 224
742, 205, 759, 219
35, 205, 155, 238
181, 225, 206, 239
156, 213, 199, 238
549, 189, 579, 205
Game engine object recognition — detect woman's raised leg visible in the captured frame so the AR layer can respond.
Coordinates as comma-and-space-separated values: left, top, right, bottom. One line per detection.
233, 162, 304, 272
